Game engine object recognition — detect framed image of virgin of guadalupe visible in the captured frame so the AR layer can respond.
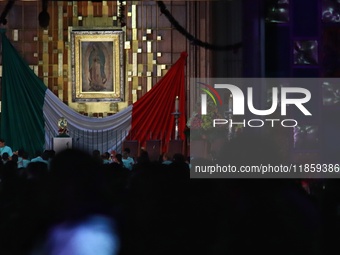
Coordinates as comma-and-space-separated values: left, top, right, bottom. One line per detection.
71, 29, 124, 102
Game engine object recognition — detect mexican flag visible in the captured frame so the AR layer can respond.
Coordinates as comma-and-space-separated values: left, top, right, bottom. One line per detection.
0, 29, 187, 157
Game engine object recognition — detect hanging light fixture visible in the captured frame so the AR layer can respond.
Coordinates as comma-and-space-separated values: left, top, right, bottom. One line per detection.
38, 0, 50, 29
0, 0, 15, 25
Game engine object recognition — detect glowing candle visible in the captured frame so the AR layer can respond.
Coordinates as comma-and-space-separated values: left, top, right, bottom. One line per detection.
175, 96, 179, 112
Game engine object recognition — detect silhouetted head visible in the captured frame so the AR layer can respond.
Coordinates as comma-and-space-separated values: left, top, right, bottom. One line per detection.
173, 153, 185, 163
48, 149, 108, 221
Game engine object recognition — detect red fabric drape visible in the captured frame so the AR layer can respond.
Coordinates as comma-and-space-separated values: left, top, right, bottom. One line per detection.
129, 52, 187, 152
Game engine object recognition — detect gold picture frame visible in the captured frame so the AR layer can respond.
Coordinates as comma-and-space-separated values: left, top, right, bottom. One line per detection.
71, 29, 124, 102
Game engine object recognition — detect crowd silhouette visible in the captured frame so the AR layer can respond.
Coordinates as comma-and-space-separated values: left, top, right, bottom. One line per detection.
0, 132, 338, 255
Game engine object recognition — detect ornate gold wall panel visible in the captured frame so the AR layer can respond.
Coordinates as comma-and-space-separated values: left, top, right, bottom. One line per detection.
0, 0, 212, 116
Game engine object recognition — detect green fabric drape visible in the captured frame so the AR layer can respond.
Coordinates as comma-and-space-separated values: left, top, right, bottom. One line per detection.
0, 29, 47, 157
